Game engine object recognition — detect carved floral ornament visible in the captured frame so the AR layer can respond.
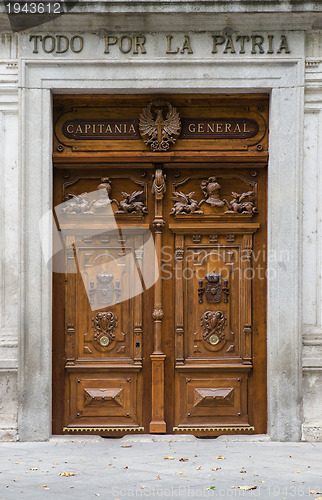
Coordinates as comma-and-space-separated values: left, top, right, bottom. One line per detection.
200, 310, 227, 346
170, 176, 258, 216
92, 311, 118, 347
61, 178, 148, 216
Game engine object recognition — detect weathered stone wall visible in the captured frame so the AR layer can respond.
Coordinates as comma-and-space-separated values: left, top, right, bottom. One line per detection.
0, 34, 18, 441
302, 32, 322, 441
0, 4, 321, 441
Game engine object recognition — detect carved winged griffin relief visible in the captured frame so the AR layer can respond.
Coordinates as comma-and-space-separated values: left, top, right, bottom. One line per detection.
61, 178, 148, 216
170, 176, 258, 217
114, 190, 148, 214
224, 191, 258, 214
139, 100, 181, 151
169, 191, 203, 215
61, 192, 95, 214
61, 178, 113, 215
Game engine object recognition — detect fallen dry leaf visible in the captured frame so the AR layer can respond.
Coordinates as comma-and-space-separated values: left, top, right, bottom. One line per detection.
179, 458, 189, 462
211, 467, 221, 471
196, 466, 202, 470
178, 472, 187, 475
238, 485, 257, 491
240, 470, 247, 473
13, 478, 18, 482
156, 474, 161, 480
141, 486, 146, 489
40, 485, 47, 488
295, 471, 301, 473
124, 466, 128, 469
121, 445, 132, 448
163, 456, 175, 460
216, 454, 225, 460
314, 497, 322, 500
310, 491, 322, 495
59, 472, 78, 477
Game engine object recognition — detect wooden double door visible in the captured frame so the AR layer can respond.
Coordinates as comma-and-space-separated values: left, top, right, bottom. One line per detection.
53, 162, 267, 435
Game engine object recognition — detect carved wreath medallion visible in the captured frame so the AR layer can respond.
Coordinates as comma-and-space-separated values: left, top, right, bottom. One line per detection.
139, 100, 181, 152
200, 310, 227, 346
92, 311, 118, 347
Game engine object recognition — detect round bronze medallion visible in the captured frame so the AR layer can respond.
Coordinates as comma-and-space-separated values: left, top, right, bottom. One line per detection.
209, 334, 220, 346
99, 335, 110, 347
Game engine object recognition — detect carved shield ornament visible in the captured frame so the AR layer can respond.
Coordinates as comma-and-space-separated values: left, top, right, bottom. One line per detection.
139, 99, 181, 152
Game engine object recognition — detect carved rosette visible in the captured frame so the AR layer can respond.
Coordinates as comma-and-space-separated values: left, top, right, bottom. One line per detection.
200, 310, 227, 346
139, 100, 181, 152
153, 221, 165, 232
92, 311, 118, 348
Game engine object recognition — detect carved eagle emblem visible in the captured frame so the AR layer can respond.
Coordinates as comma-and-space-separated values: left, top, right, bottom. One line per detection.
139, 100, 181, 152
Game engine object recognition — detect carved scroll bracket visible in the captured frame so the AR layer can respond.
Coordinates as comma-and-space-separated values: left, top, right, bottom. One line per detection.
152, 169, 166, 201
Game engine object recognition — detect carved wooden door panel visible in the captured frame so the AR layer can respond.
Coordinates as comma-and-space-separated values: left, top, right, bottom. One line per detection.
53, 163, 267, 435
163, 165, 267, 434
53, 166, 156, 434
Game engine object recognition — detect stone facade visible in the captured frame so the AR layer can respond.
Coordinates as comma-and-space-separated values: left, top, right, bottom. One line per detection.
0, 2, 322, 441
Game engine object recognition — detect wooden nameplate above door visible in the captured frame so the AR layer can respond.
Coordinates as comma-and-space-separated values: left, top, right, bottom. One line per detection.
53, 94, 268, 163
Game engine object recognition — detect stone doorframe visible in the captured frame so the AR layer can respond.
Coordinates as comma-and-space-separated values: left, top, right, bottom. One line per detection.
18, 35, 305, 441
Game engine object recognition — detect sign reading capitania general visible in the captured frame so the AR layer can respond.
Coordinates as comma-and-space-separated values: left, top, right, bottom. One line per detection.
54, 95, 268, 155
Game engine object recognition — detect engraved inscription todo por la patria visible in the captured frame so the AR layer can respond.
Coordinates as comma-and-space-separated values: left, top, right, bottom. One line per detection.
29, 33, 290, 55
